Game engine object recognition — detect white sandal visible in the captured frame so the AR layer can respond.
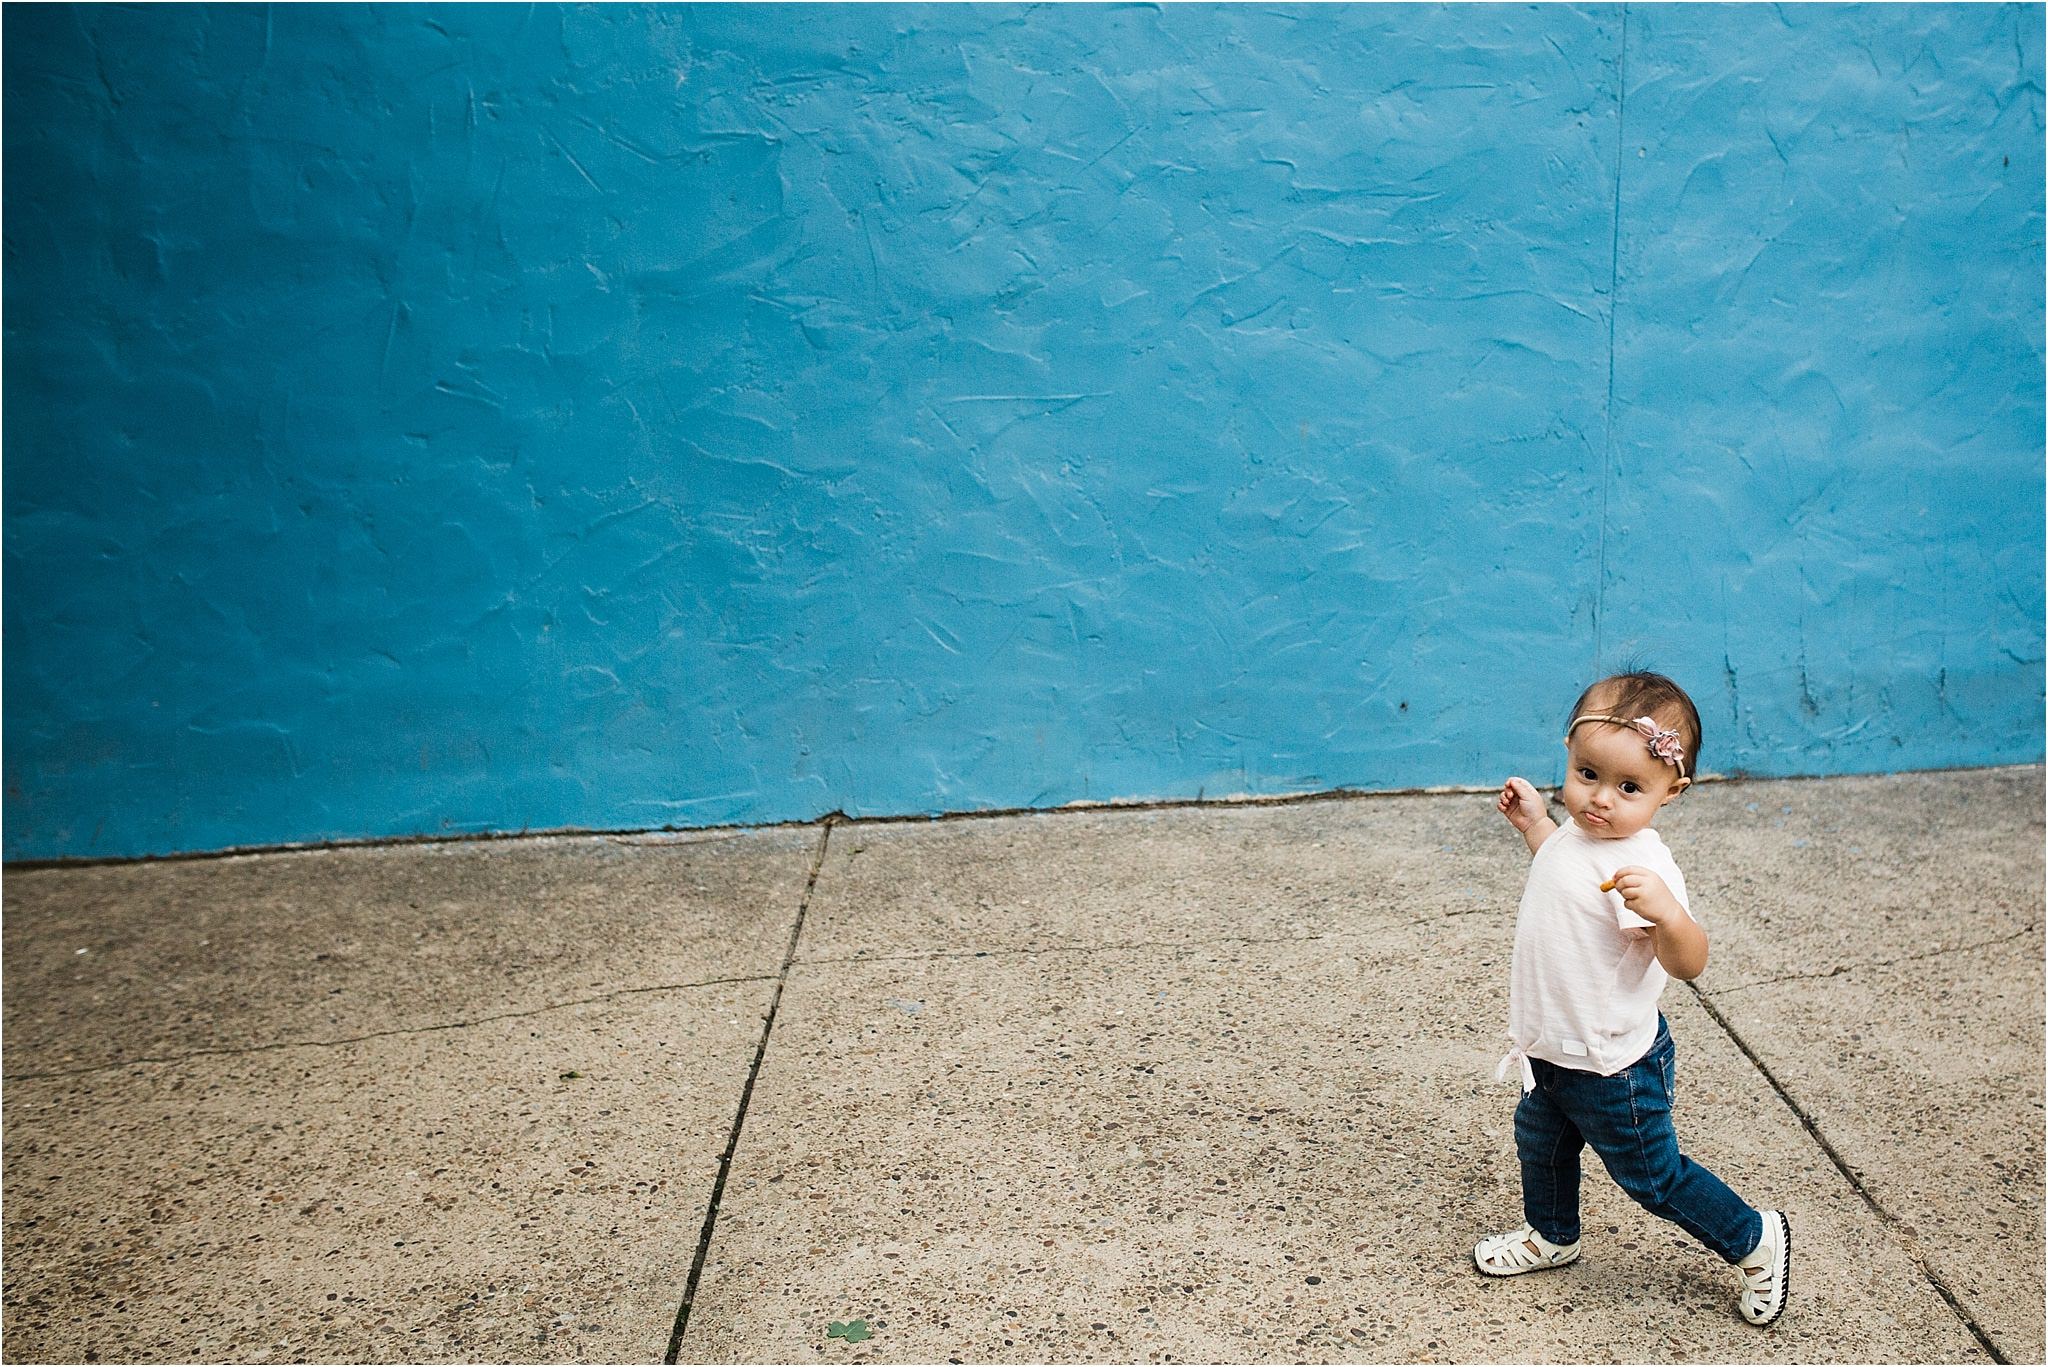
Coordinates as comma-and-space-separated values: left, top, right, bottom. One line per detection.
1735, 1210, 1791, 1325
1473, 1222, 1582, 1277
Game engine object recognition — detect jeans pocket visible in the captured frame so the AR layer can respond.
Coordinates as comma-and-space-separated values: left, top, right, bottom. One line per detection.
1625, 1030, 1674, 1101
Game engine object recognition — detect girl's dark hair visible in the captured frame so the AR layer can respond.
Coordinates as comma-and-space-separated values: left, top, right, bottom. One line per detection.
1568, 670, 1703, 780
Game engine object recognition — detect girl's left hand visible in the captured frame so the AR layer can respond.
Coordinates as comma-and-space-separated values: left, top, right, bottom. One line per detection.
1604, 866, 1679, 924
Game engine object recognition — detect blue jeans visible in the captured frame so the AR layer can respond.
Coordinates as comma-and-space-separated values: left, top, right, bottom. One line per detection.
1516, 1015, 1762, 1265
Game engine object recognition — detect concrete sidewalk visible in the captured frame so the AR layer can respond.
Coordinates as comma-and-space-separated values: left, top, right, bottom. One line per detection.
3, 768, 2041, 1364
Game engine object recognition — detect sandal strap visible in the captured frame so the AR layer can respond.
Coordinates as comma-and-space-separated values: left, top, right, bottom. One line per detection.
1479, 1223, 1565, 1269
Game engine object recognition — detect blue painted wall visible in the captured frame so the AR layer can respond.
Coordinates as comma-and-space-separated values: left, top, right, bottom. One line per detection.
4, 4, 2042, 862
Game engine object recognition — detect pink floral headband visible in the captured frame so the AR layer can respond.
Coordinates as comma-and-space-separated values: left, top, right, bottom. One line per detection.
1567, 713, 1687, 773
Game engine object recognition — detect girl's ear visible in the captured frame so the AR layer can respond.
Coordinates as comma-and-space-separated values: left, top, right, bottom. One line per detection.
1661, 776, 1692, 805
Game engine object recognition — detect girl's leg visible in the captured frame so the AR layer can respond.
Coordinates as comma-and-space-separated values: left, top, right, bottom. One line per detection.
1514, 1066, 1587, 1247
1560, 1026, 1764, 1264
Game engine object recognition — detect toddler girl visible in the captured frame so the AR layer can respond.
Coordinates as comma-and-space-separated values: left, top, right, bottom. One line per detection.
1471, 670, 1790, 1327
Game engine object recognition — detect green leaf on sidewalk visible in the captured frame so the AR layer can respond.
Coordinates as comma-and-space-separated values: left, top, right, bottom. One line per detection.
826, 1319, 873, 1344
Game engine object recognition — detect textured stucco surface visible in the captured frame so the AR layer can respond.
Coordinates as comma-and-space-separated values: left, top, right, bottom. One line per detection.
3, 4, 2042, 861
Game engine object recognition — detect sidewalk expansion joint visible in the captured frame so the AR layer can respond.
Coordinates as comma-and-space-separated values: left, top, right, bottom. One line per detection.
1400, 906, 1495, 927
1688, 982, 2009, 1364
792, 913, 1499, 970
665, 817, 834, 1364
0, 974, 778, 1084
793, 929, 1332, 968
1710, 922, 2041, 995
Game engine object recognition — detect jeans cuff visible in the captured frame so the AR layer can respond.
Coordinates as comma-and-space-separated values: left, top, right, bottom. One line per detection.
1728, 1210, 1766, 1264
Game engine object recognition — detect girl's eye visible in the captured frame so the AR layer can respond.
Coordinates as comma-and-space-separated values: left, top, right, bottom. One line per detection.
1621, 781, 1641, 795
1577, 768, 1596, 781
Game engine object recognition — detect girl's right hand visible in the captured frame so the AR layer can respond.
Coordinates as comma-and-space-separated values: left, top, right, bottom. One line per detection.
1497, 776, 1547, 832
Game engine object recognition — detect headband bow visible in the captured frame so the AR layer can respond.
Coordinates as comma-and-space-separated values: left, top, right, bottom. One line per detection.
1568, 713, 1687, 772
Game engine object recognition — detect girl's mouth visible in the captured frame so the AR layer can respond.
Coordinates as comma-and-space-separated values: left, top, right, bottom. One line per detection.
1581, 812, 1610, 826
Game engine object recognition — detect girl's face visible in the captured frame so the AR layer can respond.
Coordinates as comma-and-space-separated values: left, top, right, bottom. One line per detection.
1561, 720, 1687, 839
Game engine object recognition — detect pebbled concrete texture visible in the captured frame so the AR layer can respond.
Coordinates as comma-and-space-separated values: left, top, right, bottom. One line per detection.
801, 795, 1520, 961
4, 989, 773, 1364
2, 827, 818, 1363
1658, 770, 2047, 1357
1706, 942, 2044, 1360
3, 769, 2041, 1362
4, 4, 2043, 862
1659, 770, 2045, 992
1, 827, 818, 1076
682, 940, 1985, 1364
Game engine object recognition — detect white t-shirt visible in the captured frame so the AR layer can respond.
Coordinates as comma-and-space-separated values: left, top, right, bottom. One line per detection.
1503, 817, 1694, 1086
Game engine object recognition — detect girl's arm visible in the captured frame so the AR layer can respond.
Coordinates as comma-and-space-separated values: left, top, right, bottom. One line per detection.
1648, 914, 1709, 981
1497, 777, 1557, 856
1606, 866, 1709, 980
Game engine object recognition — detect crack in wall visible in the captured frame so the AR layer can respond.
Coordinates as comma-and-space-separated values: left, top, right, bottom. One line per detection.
1594, 3, 1628, 671
0, 973, 780, 1084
